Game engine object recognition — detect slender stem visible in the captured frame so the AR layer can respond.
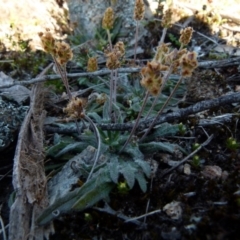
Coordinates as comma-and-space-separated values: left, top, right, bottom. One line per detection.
84, 115, 102, 182
62, 64, 72, 99
106, 29, 113, 51
110, 69, 118, 122
105, 29, 114, 118
52, 57, 72, 100
160, 134, 214, 178
109, 70, 114, 116
0, 215, 7, 240
140, 75, 183, 142
125, 209, 162, 223
134, 21, 139, 62
120, 91, 150, 153
74, 120, 82, 136
158, 27, 168, 45
144, 64, 174, 120
113, 69, 118, 104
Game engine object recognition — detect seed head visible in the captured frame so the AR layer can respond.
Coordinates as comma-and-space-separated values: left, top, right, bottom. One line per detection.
114, 41, 125, 58
154, 43, 171, 62
102, 7, 114, 30
180, 51, 198, 77
38, 30, 55, 54
161, 9, 173, 28
63, 97, 86, 120
87, 57, 98, 72
106, 52, 121, 70
140, 61, 168, 96
179, 27, 193, 46
105, 42, 125, 70
134, 0, 145, 21
54, 41, 73, 65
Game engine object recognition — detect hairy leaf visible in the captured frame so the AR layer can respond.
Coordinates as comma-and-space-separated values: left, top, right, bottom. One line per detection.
37, 167, 111, 225
120, 161, 137, 189
144, 123, 179, 142
72, 182, 114, 211
123, 145, 144, 159
140, 141, 179, 154
135, 172, 148, 193
55, 142, 88, 158
134, 159, 151, 178
107, 156, 119, 183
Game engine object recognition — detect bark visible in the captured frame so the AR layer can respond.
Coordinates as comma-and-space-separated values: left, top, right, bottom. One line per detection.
45, 92, 240, 133
9, 81, 53, 239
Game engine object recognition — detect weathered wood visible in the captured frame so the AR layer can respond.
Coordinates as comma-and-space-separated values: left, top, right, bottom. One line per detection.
44, 92, 240, 132
9, 67, 53, 240
1, 56, 240, 89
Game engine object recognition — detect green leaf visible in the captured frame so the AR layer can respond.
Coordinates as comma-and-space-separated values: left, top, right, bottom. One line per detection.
134, 159, 151, 178
55, 142, 88, 158
135, 172, 148, 192
47, 141, 72, 158
36, 188, 81, 225
102, 100, 111, 122
37, 167, 111, 225
120, 161, 136, 189
140, 141, 179, 154
131, 101, 141, 112
123, 145, 144, 159
107, 156, 119, 183
144, 123, 179, 142
53, 133, 61, 144
72, 182, 114, 211
87, 112, 103, 123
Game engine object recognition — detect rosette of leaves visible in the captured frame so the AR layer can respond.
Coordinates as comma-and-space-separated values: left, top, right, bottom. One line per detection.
41, 88, 186, 225
37, 143, 152, 225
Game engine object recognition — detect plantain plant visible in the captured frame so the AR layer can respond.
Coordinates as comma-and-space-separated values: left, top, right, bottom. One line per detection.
36, 0, 198, 226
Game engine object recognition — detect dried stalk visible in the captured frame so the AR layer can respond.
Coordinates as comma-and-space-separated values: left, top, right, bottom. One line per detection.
9, 65, 54, 240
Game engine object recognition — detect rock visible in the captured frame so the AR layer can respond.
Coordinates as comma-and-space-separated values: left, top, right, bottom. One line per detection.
0, 85, 31, 104
163, 201, 182, 220
0, 0, 70, 50
0, 98, 28, 151
66, 0, 155, 46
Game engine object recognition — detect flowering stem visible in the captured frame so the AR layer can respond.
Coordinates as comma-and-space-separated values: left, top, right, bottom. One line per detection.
109, 70, 114, 117
120, 91, 150, 153
134, 21, 139, 62
140, 75, 184, 142
84, 114, 101, 182
106, 29, 113, 51
113, 69, 118, 104
52, 57, 72, 100
158, 27, 168, 45
144, 63, 174, 119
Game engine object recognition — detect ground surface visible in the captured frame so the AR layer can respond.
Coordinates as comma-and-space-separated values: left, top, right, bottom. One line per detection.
1, 1, 240, 240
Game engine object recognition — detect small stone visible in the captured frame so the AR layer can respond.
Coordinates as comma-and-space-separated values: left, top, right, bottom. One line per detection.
202, 165, 222, 179
0, 71, 14, 87
183, 163, 191, 175
0, 85, 30, 104
163, 201, 182, 220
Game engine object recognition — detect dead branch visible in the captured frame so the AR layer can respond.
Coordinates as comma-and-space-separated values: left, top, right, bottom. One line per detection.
160, 134, 214, 178
45, 92, 240, 133
1, 56, 240, 89
8, 65, 54, 240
